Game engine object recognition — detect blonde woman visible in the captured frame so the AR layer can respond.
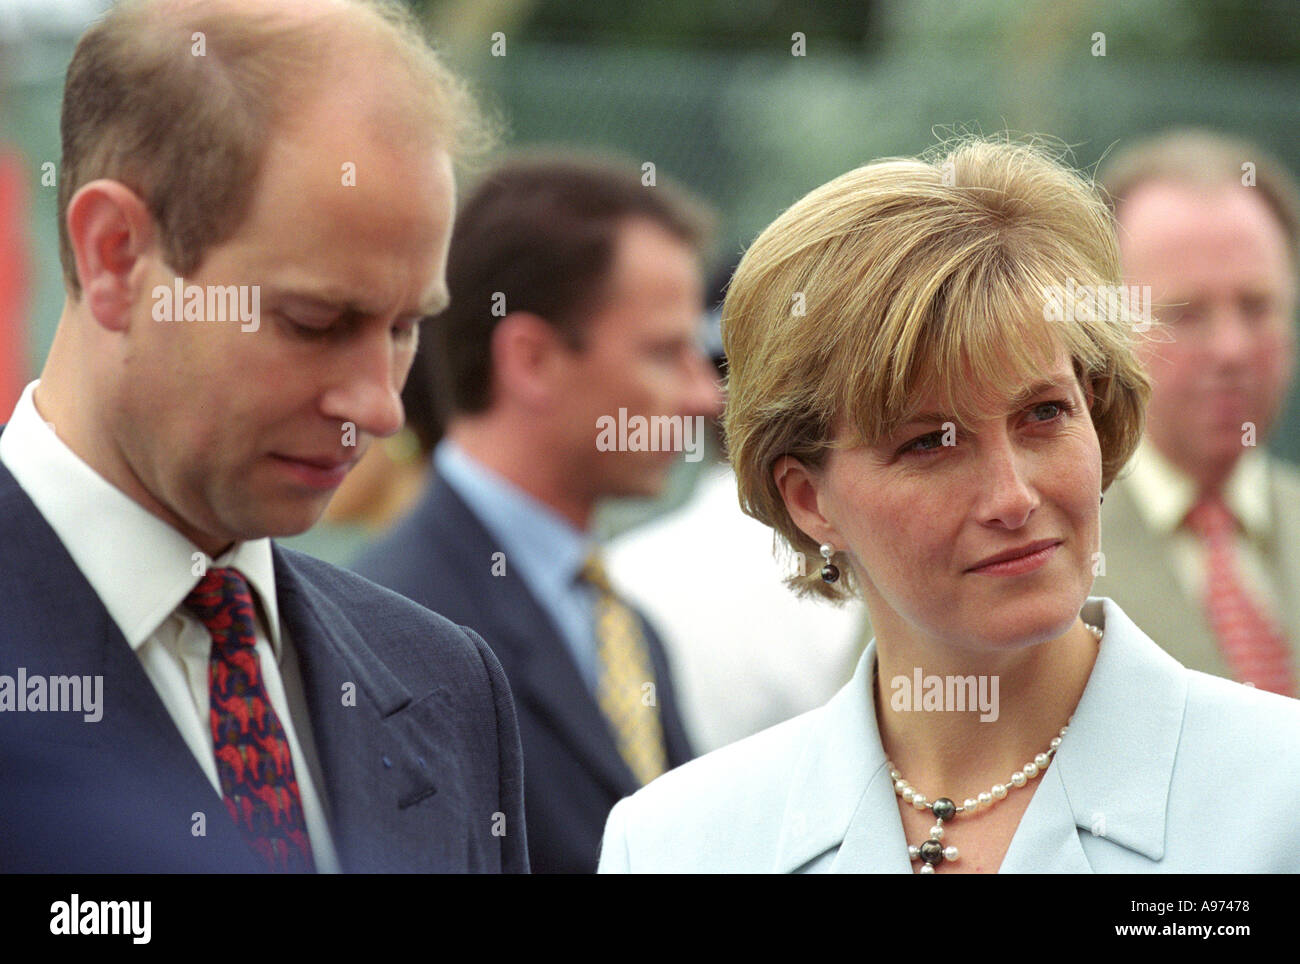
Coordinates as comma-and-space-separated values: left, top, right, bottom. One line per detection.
597, 138, 1300, 873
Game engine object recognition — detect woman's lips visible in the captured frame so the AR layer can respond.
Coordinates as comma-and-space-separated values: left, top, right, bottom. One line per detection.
967, 540, 1061, 576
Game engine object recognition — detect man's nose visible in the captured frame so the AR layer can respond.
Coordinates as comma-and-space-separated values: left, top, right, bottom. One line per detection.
1202, 306, 1255, 367
321, 338, 406, 441
684, 352, 724, 419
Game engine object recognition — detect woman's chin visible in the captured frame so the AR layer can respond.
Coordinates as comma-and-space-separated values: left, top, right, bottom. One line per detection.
950, 597, 1085, 650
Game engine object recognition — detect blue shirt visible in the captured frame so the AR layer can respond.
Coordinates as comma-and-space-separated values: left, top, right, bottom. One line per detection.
435, 440, 601, 690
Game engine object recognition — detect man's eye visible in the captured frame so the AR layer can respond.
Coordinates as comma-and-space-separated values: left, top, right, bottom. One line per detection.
1240, 295, 1271, 322
1169, 304, 1204, 326
279, 312, 332, 335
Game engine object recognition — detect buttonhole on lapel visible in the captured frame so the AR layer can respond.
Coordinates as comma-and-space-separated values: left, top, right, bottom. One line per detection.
382, 755, 392, 768
399, 785, 437, 810
382, 696, 412, 720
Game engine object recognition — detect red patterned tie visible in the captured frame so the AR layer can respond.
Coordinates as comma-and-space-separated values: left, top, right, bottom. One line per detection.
185, 568, 316, 872
1183, 492, 1295, 696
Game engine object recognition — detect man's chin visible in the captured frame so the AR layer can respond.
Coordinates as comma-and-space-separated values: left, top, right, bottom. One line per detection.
603, 475, 672, 503
227, 498, 334, 543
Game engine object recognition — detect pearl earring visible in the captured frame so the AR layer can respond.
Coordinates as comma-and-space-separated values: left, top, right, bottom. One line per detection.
819, 543, 840, 583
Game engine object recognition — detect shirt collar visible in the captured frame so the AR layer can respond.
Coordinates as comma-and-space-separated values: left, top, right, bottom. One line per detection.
0, 380, 281, 655
1123, 436, 1272, 540
434, 438, 593, 592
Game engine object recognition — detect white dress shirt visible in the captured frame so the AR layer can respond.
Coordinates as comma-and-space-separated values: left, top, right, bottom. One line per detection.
0, 380, 340, 871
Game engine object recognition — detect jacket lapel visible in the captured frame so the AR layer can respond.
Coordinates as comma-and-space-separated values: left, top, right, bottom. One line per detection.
1263, 459, 1300, 655
1098, 479, 1228, 677
419, 477, 640, 798
273, 546, 453, 871
1004, 598, 1183, 871
768, 643, 909, 872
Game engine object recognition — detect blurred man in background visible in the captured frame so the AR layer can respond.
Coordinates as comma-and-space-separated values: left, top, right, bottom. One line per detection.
1095, 128, 1300, 696
0, 0, 526, 872
352, 154, 720, 872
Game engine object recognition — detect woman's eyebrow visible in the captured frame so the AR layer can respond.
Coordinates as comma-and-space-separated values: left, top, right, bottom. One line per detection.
1009, 377, 1071, 403
900, 377, 1073, 427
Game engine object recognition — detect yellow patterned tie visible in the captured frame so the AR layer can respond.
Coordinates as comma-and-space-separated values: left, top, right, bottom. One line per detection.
580, 552, 669, 786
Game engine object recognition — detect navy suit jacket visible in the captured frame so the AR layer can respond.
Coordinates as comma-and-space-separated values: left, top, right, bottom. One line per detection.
0, 440, 528, 873
351, 472, 694, 873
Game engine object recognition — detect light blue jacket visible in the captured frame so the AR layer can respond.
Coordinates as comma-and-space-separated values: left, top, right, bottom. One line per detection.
598, 597, 1300, 872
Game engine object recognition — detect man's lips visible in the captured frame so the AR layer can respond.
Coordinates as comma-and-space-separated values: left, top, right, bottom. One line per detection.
966, 539, 1062, 572
269, 453, 358, 490
276, 454, 357, 471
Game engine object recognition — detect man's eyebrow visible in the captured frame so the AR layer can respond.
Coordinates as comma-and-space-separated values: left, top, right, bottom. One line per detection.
267, 287, 450, 319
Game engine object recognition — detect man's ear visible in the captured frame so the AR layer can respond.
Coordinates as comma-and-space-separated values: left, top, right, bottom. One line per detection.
490, 311, 570, 410
772, 454, 842, 549
66, 179, 156, 332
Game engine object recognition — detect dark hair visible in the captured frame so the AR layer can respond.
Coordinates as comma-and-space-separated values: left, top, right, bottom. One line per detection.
431, 152, 714, 415
402, 329, 445, 456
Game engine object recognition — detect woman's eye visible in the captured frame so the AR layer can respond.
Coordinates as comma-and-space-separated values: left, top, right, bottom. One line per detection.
900, 431, 946, 456
1029, 400, 1073, 422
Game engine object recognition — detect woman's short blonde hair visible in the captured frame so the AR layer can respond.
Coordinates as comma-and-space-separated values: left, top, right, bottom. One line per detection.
722, 137, 1152, 602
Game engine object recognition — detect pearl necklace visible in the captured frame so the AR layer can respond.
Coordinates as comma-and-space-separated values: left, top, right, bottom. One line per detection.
886, 622, 1104, 874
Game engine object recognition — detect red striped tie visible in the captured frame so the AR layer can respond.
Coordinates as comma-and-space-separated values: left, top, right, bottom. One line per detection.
1183, 493, 1295, 696
185, 568, 316, 872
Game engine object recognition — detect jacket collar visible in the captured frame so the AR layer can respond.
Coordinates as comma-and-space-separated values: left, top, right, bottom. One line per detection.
413, 473, 642, 797
773, 598, 1185, 873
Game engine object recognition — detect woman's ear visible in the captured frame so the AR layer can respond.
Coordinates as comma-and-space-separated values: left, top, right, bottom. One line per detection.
772, 454, 842, 549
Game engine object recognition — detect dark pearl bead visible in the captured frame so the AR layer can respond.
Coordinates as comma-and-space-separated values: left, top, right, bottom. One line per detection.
919, 839, 945, 865
820, 563, 840, 583
931, 797, 957, 822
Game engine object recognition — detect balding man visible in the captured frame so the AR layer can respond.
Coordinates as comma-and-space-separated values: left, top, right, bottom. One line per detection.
0, 0, 526, 872
1095, 129, 1300, 696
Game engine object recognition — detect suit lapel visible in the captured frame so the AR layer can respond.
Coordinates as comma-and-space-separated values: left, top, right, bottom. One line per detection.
766, 643, 909, 872
420, 477, 640, 798
1098, 479, 1229, 677
639, 618, 694, 768
1007, 598, 1182, 871
995, 765, 1094, 872
273, 545, 465, 871
1262, 459, 1300, 659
